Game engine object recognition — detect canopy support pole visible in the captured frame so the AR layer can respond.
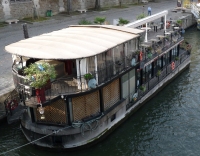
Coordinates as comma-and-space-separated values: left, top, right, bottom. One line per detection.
95, 55, 98, 84
164, 14, 166, 33
145, 23, 148, 42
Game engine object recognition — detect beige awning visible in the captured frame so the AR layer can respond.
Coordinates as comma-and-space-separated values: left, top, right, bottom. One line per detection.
5, 25, 144, 60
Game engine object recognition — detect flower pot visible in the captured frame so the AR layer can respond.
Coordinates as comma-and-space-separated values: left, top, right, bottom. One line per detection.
36, 88, 46, 103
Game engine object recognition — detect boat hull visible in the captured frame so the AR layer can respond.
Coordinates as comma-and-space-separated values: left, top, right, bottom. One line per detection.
20, 56, 190, 150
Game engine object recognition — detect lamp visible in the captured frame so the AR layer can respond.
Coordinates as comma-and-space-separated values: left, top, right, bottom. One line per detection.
38, 104, 44, 115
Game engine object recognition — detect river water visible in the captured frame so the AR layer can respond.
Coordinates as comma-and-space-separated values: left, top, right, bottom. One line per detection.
0, 26, 200, 156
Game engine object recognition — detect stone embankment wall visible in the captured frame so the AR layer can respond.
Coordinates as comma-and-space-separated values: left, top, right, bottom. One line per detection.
0, 0, 139, 20
10, 2, 34, 19
0, 5, 4, 20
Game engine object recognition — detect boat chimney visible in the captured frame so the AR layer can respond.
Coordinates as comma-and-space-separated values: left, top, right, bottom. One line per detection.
22, 23, 29, 39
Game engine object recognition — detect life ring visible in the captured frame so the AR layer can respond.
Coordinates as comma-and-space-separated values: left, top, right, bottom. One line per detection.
171, 62, 175, 70
139, 51, 143, 61
6, 99, 18, 110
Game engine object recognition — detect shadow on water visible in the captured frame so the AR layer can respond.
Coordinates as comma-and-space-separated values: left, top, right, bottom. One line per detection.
1, 27, 200, 156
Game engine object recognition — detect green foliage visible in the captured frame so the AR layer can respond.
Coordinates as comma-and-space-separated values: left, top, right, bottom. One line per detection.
118, 18, 130, 25
24, 62, 57, 89
137, 13, 147, 20
175, 57, 179, 61
156, 70, 161, 76
94, 17, 106, 25
78, 18, 92, 25
147, 52, 152, 59
176, 19, 182, 26
84, 73, 93, 80
139, 85, 146, 92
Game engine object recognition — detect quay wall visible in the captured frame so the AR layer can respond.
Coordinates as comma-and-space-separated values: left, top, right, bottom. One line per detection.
0, 0, 139, 21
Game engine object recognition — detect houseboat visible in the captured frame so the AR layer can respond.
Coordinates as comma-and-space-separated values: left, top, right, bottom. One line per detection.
4, 24, 191, 149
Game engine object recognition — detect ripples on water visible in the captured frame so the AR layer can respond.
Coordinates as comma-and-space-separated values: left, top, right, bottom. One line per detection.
0, 27, 200, 156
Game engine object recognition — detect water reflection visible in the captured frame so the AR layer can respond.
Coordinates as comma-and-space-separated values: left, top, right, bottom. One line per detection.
0, 27, 200, 156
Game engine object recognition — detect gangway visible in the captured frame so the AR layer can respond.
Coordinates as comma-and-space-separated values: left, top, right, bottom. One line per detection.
190, 2, 200, 29
191, 2, 200, 18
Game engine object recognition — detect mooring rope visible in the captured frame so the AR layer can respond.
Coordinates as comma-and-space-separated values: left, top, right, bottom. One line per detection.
72, 113, 104, 136
0, 125, 71, 155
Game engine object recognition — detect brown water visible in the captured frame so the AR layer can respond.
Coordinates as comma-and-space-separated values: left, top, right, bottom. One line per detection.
0, 26, 200, 156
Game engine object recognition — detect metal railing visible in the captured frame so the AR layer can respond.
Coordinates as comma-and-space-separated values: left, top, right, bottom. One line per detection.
126, 49, 190, 110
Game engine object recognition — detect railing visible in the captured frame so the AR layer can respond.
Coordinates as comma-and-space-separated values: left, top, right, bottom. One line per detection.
126, 49, 190, 110
13, 55, 140, 105
141, 31, 183, 68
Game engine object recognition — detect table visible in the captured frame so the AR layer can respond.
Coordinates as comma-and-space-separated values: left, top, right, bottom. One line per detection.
141, 27, 151, 30
140, 44, 151, 47
174, 27, 179, 30
150, 39, 159, 42
165, 32, 171, 35
156, 35, 165, 38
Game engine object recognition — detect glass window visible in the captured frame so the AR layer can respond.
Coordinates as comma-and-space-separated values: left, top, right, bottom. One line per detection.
146, 64, 152, 81
154, 59, 157, 76
121, 73, 129, 99
163, 54, 166, 67
143, 68, 146, 83
157, 57, 162, 70
121, 69, 136, 102
129, 69, 135, 101
172, 46, 178, 60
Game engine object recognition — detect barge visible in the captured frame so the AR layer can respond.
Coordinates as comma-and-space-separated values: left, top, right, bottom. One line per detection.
4, 23, 191, 149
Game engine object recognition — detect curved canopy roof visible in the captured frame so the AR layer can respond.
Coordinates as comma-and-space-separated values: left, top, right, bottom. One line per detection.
5, 25, 144, 60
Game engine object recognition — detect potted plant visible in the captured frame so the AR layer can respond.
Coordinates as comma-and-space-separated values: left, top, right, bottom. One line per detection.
84, 73, 93, 81
139, 84, 146, 92
156, 70, 161, 77
24, 62, 57, 103
176, 19, 182, 26
147, 52, 152, 59
156, 48, 162, 54
175, 56, 179, 61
